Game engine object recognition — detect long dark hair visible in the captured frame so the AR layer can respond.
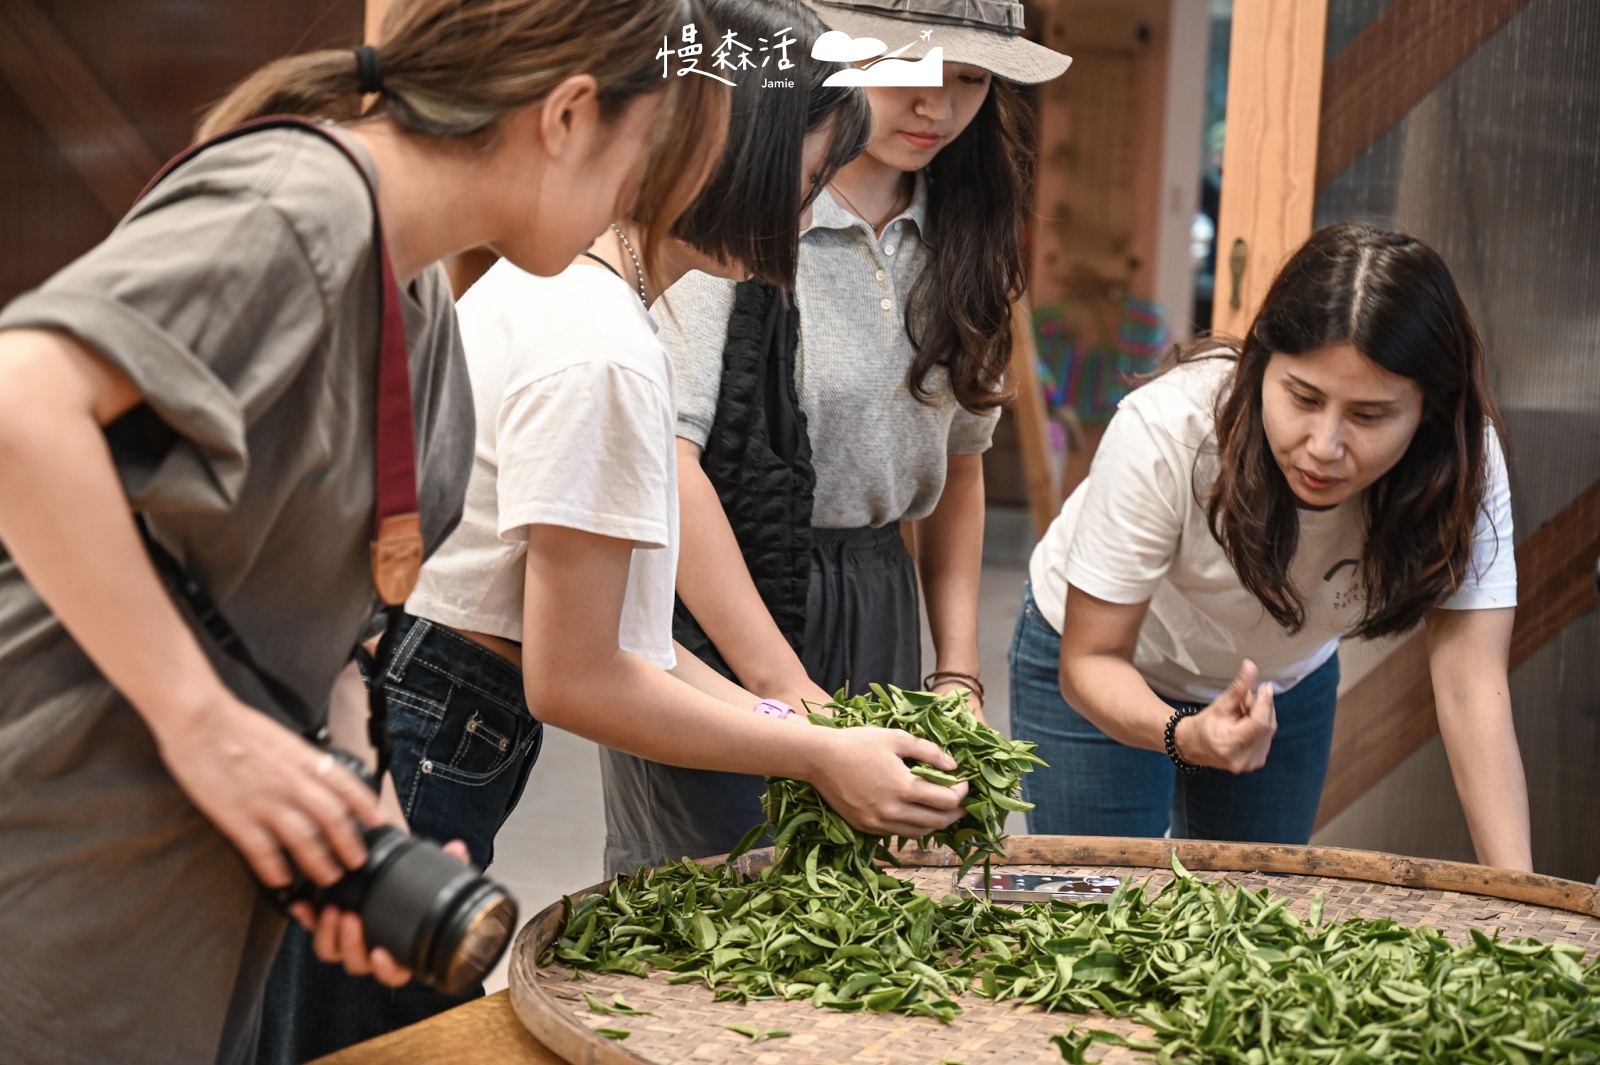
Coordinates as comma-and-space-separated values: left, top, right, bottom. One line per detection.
199, 0, 728, 277
1204, 222, 1504, 639
673, 0, 870, 287
904, 77, 1035, 412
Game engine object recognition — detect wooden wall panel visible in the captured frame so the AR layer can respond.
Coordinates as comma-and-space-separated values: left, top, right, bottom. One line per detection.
1032, 3, 1168, 309
43, 1, 364, 156
1316, 0, 1536, 190
1, 0, 364, 305
0, 2, 162, 219
0, 75, 113, 304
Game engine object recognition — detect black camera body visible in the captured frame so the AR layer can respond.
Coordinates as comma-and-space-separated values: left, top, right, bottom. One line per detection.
272, 750, 518, 996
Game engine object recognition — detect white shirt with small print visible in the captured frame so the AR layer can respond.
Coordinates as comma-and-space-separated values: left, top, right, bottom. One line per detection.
1028, 356, 1516, 702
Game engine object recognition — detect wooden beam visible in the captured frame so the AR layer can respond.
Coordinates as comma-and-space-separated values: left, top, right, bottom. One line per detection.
0, 0, 162, 220
1316, 0, 1535, 191
1317, 478, 1600, 828
1211, 0, 1329, 340
1506, 479, 1600, 665
1009, 297, 1061, 540
1315, 631, 1434, 825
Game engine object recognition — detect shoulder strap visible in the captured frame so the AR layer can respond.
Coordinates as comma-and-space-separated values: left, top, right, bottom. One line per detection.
132, 116, 415, 773
671, 279, 815, 675
136, 514, 314, 728
138, 115, 422, 607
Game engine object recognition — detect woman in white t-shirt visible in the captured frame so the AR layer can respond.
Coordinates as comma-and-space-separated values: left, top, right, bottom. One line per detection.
1012, 223, 1532, 870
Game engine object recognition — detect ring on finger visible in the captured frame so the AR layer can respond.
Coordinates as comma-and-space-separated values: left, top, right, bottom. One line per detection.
315, 752, 335, 779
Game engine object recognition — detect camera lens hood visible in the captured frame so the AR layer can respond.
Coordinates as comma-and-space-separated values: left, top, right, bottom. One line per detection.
358, 827, 516, 994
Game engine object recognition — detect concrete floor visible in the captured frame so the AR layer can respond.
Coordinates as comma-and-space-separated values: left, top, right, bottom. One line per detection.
481, 508, 1036, 993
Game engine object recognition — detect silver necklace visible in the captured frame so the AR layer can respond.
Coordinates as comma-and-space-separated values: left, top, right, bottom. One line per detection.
610, 223, 649, 307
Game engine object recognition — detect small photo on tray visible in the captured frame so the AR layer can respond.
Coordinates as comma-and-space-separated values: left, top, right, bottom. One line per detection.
954, 869, 1123, 903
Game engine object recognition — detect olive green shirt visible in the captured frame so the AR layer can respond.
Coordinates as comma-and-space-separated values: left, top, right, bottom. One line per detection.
0, 126, 473, 1064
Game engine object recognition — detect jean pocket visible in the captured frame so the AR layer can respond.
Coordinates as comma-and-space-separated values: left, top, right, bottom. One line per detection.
418, 688, 531, 788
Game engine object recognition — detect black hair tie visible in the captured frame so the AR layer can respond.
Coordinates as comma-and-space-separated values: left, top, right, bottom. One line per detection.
353, 45, 384, 95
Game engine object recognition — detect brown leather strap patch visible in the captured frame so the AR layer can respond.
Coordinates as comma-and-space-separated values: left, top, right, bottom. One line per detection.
371, 511, 423, 606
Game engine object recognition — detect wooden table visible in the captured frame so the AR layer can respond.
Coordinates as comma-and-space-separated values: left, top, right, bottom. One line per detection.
309, 991, 562, 1065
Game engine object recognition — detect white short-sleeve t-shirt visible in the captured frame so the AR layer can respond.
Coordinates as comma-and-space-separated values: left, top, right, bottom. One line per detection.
407, 258, 678, 669
1029, 355, 1516, 702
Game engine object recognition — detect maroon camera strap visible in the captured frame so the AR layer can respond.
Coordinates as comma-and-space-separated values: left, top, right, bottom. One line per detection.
136, 114, 422, 607
135, 116, 421, 773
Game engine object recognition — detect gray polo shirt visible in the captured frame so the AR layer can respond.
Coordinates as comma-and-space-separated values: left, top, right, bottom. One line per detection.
0, 126, 473, 1064
659, 175, 998, 529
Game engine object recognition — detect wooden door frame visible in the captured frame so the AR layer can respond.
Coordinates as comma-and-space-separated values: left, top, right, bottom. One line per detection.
1210, 0, 1329, 341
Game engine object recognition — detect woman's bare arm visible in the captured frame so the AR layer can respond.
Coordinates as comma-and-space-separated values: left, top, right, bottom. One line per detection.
673, 438, 829, 709
1426, 606, 1532, 871
521, 522, 966, 837
915, 453, 986, 717
0, 327, 412, 984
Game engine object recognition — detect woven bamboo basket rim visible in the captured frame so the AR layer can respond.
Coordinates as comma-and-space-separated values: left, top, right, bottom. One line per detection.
508, 835, 1600, 1064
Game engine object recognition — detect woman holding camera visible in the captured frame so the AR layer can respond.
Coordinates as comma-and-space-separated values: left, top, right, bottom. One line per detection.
1009, 223, 1532, 871
0, 1, 723, 1061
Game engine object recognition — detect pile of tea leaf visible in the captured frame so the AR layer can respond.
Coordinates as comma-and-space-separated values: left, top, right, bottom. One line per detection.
549, 686, 1600, 1062
737, 684, 1045, 880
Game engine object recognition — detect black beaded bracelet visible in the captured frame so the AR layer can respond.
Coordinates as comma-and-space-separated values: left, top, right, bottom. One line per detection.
1164, 703, 1205, 775
924, 671, 984, 705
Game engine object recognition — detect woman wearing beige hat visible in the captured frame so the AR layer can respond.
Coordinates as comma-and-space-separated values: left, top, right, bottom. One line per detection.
600, 0, 1071, 876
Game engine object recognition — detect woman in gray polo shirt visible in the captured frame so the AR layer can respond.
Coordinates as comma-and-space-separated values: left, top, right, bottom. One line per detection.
0, 2, 720, 1061
607, 0, 1072, 872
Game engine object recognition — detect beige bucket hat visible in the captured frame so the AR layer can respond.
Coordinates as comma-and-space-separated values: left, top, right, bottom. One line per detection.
803, 0, 1071, 84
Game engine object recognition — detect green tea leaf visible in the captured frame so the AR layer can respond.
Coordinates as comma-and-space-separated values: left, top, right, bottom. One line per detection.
554, 688, 1600, 1063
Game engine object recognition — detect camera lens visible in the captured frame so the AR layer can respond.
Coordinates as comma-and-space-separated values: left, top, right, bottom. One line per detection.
265, 750, 521, 994
357, 826, 519, 995
436, 885, 519, 994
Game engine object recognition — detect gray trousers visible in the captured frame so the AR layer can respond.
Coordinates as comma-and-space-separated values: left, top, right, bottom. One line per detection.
601, 524, 921, 877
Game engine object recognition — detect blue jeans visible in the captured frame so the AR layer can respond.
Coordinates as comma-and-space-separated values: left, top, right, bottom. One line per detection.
1007, 583, 1338, 844
259, 614, 542, 1064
